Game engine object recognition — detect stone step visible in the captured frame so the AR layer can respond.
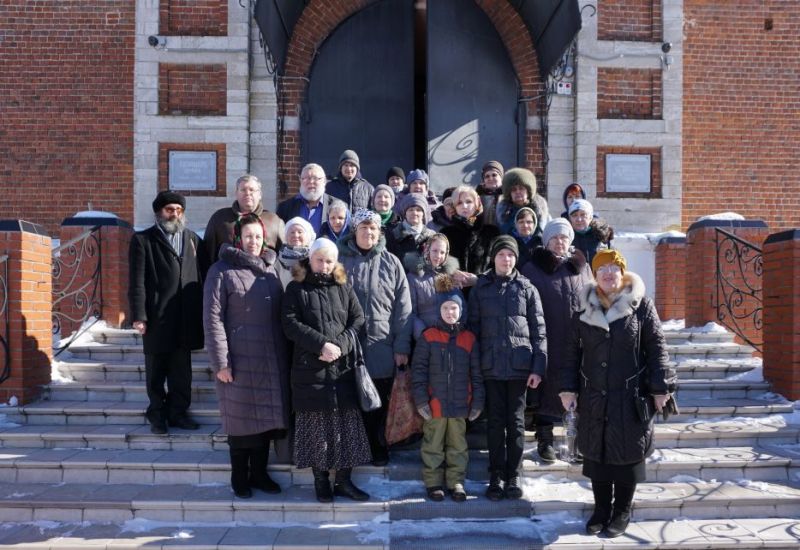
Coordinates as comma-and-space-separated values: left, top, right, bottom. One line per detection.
674, 357, 761, 380
667, 341, 756, 358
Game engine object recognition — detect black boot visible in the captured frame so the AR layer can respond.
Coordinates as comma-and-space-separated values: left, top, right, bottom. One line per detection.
504, 472, 523, 500
536, 423, 556, 463
229, 448, 252, 499
312, 468, 333, 503
485, 471, 505, 501
586, 481, 613, 535
605, 482, 636, 538
249, 445, 281, 494
333, 468, 370, 501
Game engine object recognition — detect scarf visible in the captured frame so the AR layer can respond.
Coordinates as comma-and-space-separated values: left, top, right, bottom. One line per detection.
279, 244, 309, 267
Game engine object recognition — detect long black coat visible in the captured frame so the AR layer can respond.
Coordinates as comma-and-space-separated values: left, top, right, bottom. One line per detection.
561, 272, 675, 465
128, 226, 207, 354
281, 261, 365, 412
521, 247, 592, 418
441, 213, 500, 276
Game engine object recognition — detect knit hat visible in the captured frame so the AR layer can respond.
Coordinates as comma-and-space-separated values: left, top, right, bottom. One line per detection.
407, 169, 429, 187
542, 218, 575, 247
309, 237, 339, 261
591, 248, 627, 276
568, 198, 594, 219
339, 149, 360, 170
489, 235, 519, 261
437, 288, 465, 318
386, 166, 405, 183
399, 192, 432, 224
372, 184, 396, 209
351, 208, 381, 229
152, 190, 186, 212
514, 206, 538, 227
482, 160, 504, 177
284, 216, 316, 245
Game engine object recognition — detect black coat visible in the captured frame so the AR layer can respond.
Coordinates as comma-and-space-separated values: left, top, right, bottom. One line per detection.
327, 175, 374, 212
521, 247, 591, 418
572, 217, 614, 264
128, 226, 208, 354
561, 273, 675, 465
384, 222, 435, 267
281, 261, 365, 412
441, 213, 500, 276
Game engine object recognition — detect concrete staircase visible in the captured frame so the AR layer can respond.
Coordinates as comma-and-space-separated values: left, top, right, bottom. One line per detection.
0, 327, 798, 548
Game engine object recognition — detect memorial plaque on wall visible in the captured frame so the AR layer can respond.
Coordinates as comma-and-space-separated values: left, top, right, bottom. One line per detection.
606, 154, 651, 193
168, 151, 217, 191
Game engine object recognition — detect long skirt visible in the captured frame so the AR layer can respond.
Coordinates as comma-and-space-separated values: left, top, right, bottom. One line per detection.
294, 408, 372, 470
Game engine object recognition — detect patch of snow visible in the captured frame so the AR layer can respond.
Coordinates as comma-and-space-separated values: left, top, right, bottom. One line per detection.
683, 322, 729, 333
364, 517, 546, 543
172, 529, 193, 539
73, 210, 119, 219
356, 477, 423, 500
6, 395, 18, 407
754, 391, 790, 403
615, 230, 686, 245
0, 414, 21, 429
662, 319, 685, 331
697, 212, 746, 222
669, 475, 712, 484
726, 364, 764, 382
50, 361, 74, 385
54, 318, 109, 349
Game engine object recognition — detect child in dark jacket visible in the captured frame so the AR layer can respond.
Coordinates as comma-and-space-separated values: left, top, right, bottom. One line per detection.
412, 289, 484, 502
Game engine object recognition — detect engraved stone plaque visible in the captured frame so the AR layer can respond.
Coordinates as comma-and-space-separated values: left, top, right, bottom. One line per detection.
168, 151, 217, 191
605, 154, 651, 193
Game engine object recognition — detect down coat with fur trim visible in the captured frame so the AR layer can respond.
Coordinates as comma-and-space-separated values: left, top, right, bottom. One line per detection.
411, 323, 484, 418
561, 272, 675, 465
281, 260, 365, 412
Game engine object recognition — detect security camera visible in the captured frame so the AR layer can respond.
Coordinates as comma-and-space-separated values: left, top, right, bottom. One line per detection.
148, 35, 161, 48
661, 42, 672, 53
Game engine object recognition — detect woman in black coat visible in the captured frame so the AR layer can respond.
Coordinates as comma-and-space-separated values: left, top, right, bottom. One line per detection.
560, 249, 675, 538
281, 237, 371, 504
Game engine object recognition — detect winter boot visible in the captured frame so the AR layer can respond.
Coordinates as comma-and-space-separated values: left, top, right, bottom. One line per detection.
334, 468, 370, 501
536, 423, 556, 463
485, 471, 505, 501
605, 482, 636, 538
229, 448, 252, 499
450, 483, 467, 502
504, 473, 523, 500
586, 481, 613, 535
248, 446, 281, 494
312, 468, 333, 503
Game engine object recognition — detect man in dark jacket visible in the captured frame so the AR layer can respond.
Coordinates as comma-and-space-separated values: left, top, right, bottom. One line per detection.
276, 163, 336, 234
204, 174, 285, 261
326, 149, 374, 211
129, 191, 208, 434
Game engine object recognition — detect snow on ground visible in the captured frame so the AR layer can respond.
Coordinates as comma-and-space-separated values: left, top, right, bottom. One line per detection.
615, 230, 686, 244
697, 212, 746, 222
661, 319, 730, 333
726, 363, 764, 382
73, 211, 119, 219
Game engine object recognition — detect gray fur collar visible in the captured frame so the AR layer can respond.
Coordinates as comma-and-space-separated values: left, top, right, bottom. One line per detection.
579, 272, 645, 331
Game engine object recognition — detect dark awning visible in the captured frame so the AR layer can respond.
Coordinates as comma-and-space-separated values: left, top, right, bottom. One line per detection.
512, 0, 582, 79
253, 0, 308, 75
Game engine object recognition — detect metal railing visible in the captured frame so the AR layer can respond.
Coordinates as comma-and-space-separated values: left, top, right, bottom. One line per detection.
714, 228, 763, 352
52, 226, 103, 356
0, 254, 9, 384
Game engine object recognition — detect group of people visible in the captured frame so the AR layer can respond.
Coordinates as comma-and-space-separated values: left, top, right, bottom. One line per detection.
128, 150, 675, 539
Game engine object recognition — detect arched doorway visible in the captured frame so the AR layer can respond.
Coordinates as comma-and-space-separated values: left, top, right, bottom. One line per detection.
302, 0, 520, 192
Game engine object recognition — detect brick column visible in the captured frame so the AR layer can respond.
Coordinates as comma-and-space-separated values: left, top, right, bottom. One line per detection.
58, 215, 133, 331
684, 219, 770, 343
654, 236, 686, 321
0, 220, 52, 405
762, 229, 800, 400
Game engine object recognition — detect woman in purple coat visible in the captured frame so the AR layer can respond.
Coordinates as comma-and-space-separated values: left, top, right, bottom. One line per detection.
203, 214, 290, 499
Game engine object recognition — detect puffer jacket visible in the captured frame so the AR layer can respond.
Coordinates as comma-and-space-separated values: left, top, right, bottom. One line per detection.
338, 233, 413, 379
327, 174, 374, 212
561, 272, 675, 465
411, 322, 484, 418
281, 260, 365, 412
404, 252, 460, 339
203, 244, 290, 436
467, 269, 547, 380
520, 247, 592, 418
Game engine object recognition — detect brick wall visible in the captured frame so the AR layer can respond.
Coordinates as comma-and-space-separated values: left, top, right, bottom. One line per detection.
0, 1, 134, 235
598, 0, 663, 42
159, 0, 227, 36
598, 68, 662, 119
683, 2, 800, 231
654, 237, 686, 321
158, 64, 227, 116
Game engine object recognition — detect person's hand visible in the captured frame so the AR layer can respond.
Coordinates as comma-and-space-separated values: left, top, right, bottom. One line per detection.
417, 404, 432, 420
468, 408, 482, 422
132, 321, 146, 335
319, 342, 342, 363
453, 271, 477, 288
394, 353, 409, 368
653, 394, 670, 412
216, 368, 233, 383
560, 392, 577, 411
527, 374, 542, 389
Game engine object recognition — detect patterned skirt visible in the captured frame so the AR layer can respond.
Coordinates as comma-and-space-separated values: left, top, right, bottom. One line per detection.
294, 408, 372, 470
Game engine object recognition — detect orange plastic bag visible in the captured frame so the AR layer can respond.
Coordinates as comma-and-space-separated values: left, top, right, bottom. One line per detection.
384, 368, 424, 445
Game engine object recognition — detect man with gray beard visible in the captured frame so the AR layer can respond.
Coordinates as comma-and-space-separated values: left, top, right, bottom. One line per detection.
276, 163, 336, 234
128, 191, 208, 434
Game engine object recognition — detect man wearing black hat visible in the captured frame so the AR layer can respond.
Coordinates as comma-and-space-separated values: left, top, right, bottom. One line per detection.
128, 190, 209, 434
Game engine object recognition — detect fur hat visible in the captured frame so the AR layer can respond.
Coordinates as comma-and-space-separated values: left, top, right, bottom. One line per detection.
351, 208, 381, 229
542, 218, 574, 246
386, 166, 405, 182
501, 168, 537, 201
569, 198, 594, 219
407, 169, 429, 187
284, 216, 316, 245
309, 237, 339, 261
591, 248, 627, 276
373, 184, 396, 209
339, 149, 360, 170
152, 190, 186, 212
490, 235, 519, 260
482, 160, 504, 177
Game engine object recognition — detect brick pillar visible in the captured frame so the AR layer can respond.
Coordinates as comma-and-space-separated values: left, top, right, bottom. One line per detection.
763, 229, 800, 400
684, 219, 770, 344
58, 215, 133, 332
0, 220, 52, 405
654, 236, 686, 321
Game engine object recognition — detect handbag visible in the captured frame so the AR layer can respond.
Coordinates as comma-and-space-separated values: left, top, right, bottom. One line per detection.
347, 328, 381, 412
384, 366, 424, 445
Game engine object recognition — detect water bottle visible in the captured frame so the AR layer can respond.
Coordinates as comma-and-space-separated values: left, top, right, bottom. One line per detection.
560, 406, 578, 463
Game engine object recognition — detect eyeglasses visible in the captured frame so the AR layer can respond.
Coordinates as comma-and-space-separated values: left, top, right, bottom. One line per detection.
596, 264, 621, 274
163, 206, 184, 214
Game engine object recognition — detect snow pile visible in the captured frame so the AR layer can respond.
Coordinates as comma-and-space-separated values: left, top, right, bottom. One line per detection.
73, 211, 119, 219
50, 360, 74, 385
726, 363, 764, 382
54, 318, 109, 350
662, 319, 685, 331
697, 212, 746, 222
615, 230, 686, 245
685, 322, 729, 333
